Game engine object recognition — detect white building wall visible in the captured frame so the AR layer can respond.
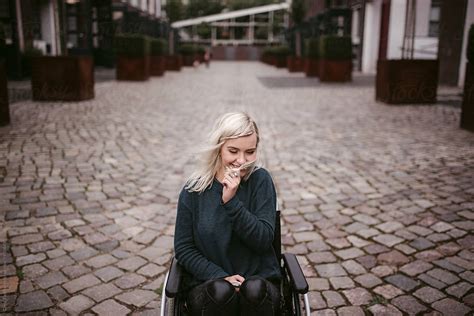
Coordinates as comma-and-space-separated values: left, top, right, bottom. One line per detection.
415, 0, 430, 36
386, 0, 436, 60
362, 0, 382, 73
155, 0, 161, 17
387, 0, 406, 59
352, 8, 360, 45
458, 0, 474, 86
39, 0, 56, 55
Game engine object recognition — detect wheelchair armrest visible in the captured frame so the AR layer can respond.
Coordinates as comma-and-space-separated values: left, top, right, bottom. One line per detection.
165, 257, 183, 298
282, 253, 309, 294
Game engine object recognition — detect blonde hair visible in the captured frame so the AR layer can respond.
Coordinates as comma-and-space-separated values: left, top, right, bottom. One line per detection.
185, 112, 262, 193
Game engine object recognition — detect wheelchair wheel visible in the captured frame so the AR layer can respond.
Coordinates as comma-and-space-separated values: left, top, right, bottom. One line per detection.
168, 298, 175, 316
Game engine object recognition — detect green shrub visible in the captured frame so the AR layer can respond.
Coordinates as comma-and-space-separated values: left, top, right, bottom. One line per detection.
197, 23, 211, 39
262, 46, 290, 57
262, 46, 273, 57
93, 48, 115, 68
0, 23, 5, 59
305, 38, 320, 59
178, 44, 197, 56
114, 34, 150, 57
196, 46, 206, 55
21, 46, 43, 76
320, 35, 352, 60
467, 24, 474, 62
150, 38, 167, 56
271, 46, 291, 57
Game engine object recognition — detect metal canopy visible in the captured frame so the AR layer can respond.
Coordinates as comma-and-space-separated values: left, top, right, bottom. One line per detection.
171, 3, 289, 28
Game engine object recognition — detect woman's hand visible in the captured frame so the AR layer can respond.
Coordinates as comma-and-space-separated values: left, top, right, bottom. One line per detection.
222, 168, 241, 204
224, 274, 245, 291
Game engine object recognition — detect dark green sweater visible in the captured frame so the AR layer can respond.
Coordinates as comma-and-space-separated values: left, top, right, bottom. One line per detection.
174, 168, 281, 287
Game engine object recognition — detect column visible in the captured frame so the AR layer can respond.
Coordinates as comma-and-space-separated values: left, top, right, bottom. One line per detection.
249, 14, 254, 44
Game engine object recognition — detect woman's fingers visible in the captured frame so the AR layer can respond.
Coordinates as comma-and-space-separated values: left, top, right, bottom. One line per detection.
225, 274, 245, 284
223, 176, 237, 189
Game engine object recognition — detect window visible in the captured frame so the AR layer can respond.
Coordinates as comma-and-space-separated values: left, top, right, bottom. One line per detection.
428, 0, 441, 37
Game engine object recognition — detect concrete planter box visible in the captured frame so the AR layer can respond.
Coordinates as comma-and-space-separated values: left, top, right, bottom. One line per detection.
461, 62, 474, 131
304, 59, 319, 77
287, 56, 304, 72
165, 55, 182, 71
376, 59, 439, 104
268, 56, 277, 66
319, 60, 352, 82
261, 56, 272, 65
0, 61, 10, 126
275, 56, 287, 68
31, 56, 94, 101
150, 56, 165, 76
182, 55, 196, 67
116, 55, 150, 81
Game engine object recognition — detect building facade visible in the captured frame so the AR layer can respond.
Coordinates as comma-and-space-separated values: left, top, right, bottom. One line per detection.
354, 0, 473, 86
0, 0, 164, 78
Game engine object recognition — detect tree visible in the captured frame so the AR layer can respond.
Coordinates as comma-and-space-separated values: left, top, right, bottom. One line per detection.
228, 0, 278, 11
291, 0, 305, 57
185, 0, 224, 19
165, 0, 184, 23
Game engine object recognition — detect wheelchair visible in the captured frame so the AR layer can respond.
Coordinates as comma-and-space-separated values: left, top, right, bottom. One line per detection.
160, 206, 311, 316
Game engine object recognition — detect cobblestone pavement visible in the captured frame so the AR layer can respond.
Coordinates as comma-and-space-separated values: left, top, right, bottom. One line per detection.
1, 62, 473, 315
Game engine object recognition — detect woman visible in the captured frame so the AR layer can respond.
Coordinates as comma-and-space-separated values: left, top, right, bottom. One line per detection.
174, 112, 281, 315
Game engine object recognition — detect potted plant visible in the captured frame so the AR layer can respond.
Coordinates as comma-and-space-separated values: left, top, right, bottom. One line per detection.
261, 47, 275, 66
31, 54, 95, 101
461, 24, 474, 131
287, 0, 305, 72
150, 38, 167, 76
304, 38, 319, 77
114, 34, 150, 81
179, 44, 197, 66
0, 24, 9, 125
196, 46, 206, 63
272, 46, 291, 68
376, 60, 438, 104
166, 54, 183, 71
319, 35, 352, 82
21, 47, 43, 77
375, 3, 438, 104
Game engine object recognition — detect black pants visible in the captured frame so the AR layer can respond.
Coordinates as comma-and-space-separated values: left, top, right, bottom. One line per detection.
186, 276, 280, 316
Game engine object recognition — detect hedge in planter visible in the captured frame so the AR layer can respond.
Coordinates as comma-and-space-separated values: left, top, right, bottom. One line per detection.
0, 26, 10, 125
376, 59, 438, 104
304, 38, 320, 77
196, 46, 206, 63
179, 44, 198, 66
31, 56, 94, 101
261, 46, 290, 67
21, 47, 43, 77
287, 55, 304, 72
150, 38, 167, 76
0, 61, 9, 125
461, 24, 474, 131
319, 35, 352, 82
115, 34, 150, 81
272, 46, 290, 68
166, 55, 183, 71
261, 47, 275, 65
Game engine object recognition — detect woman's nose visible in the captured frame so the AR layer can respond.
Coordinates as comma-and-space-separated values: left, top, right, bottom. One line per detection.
236, 154, 245, 164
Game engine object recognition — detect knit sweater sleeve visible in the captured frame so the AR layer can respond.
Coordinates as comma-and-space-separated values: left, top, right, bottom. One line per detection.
174, 189, 229, 281
223, 169, 277, 253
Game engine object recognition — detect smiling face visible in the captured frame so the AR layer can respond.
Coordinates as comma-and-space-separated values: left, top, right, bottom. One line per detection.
218, 133, 258, 179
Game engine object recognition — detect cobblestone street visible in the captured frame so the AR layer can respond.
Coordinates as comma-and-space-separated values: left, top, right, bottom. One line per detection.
1, 62, 473, 315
